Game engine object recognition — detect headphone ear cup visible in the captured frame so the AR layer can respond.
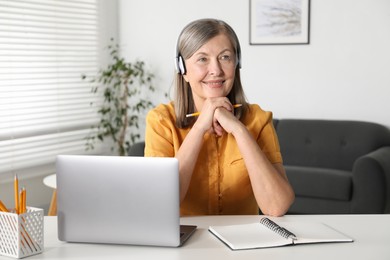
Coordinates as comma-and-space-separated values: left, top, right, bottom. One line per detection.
177, 55, 186, 75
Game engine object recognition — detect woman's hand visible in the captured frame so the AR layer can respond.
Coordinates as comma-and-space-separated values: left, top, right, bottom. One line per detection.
193, 98, 233, 135
213, 106, 243, 136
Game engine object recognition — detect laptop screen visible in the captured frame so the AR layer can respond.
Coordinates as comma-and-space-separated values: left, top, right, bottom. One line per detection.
56, 155, 183, 246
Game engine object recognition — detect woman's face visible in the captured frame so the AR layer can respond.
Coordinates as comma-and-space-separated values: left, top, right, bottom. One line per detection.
183, 33, 237, 108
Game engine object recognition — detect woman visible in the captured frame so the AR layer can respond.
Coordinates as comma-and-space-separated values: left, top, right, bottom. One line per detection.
145, 18, 294, 216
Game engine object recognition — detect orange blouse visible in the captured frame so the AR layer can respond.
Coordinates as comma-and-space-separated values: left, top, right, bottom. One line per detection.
145, 102, 282, 215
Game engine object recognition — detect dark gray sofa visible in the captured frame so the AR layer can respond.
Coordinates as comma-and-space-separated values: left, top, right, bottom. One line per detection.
129, 119, 390, 214
274, 119, 390, 214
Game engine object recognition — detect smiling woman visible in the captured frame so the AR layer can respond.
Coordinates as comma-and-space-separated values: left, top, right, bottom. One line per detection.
144, 18, 295, 217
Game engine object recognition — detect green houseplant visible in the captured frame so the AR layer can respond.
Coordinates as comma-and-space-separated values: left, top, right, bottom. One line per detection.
83, 39, 155, 156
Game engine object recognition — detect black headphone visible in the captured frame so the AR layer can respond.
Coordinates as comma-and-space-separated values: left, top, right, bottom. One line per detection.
175, 33, 242, 75
175, 54, 187, 75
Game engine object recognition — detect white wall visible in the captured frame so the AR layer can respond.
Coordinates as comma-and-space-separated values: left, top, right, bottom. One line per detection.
118, 0, 390, 129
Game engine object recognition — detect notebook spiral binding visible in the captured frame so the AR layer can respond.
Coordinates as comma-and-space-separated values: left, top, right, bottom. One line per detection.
260, 217, 296, 239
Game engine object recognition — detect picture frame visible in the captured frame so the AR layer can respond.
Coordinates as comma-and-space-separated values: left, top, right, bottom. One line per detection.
250, 0, 310, 45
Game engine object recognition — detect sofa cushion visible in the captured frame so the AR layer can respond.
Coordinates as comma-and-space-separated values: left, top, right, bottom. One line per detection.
276, 119, 390, 171
285, 165, 352, 201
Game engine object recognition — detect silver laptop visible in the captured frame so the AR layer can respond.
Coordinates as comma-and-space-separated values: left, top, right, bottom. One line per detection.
56, 155, 196, 247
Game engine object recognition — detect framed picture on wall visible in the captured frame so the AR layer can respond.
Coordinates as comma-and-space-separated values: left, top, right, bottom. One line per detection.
250, 0, 310, 45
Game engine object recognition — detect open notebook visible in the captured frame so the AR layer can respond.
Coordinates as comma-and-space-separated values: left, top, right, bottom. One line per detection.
209, 217, 353, 250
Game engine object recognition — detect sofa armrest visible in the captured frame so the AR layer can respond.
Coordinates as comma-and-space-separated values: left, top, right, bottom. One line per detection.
352, 146, 390, 213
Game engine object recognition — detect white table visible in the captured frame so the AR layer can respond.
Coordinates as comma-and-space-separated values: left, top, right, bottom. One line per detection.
29, 215, 390, 260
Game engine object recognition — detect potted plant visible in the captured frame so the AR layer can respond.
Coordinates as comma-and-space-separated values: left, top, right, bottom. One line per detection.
82, 39, 155, 156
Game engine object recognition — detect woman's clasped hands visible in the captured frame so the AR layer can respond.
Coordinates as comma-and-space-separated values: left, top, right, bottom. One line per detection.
194, 98, 242, 137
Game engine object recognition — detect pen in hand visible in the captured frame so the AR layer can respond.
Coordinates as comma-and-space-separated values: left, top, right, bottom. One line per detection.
186, 104, 242, 118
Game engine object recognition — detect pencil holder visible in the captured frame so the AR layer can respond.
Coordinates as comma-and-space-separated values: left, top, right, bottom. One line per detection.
0, 207, 44, 259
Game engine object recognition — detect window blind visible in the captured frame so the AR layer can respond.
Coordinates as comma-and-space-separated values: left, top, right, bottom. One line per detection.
0, 0, 104, 179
